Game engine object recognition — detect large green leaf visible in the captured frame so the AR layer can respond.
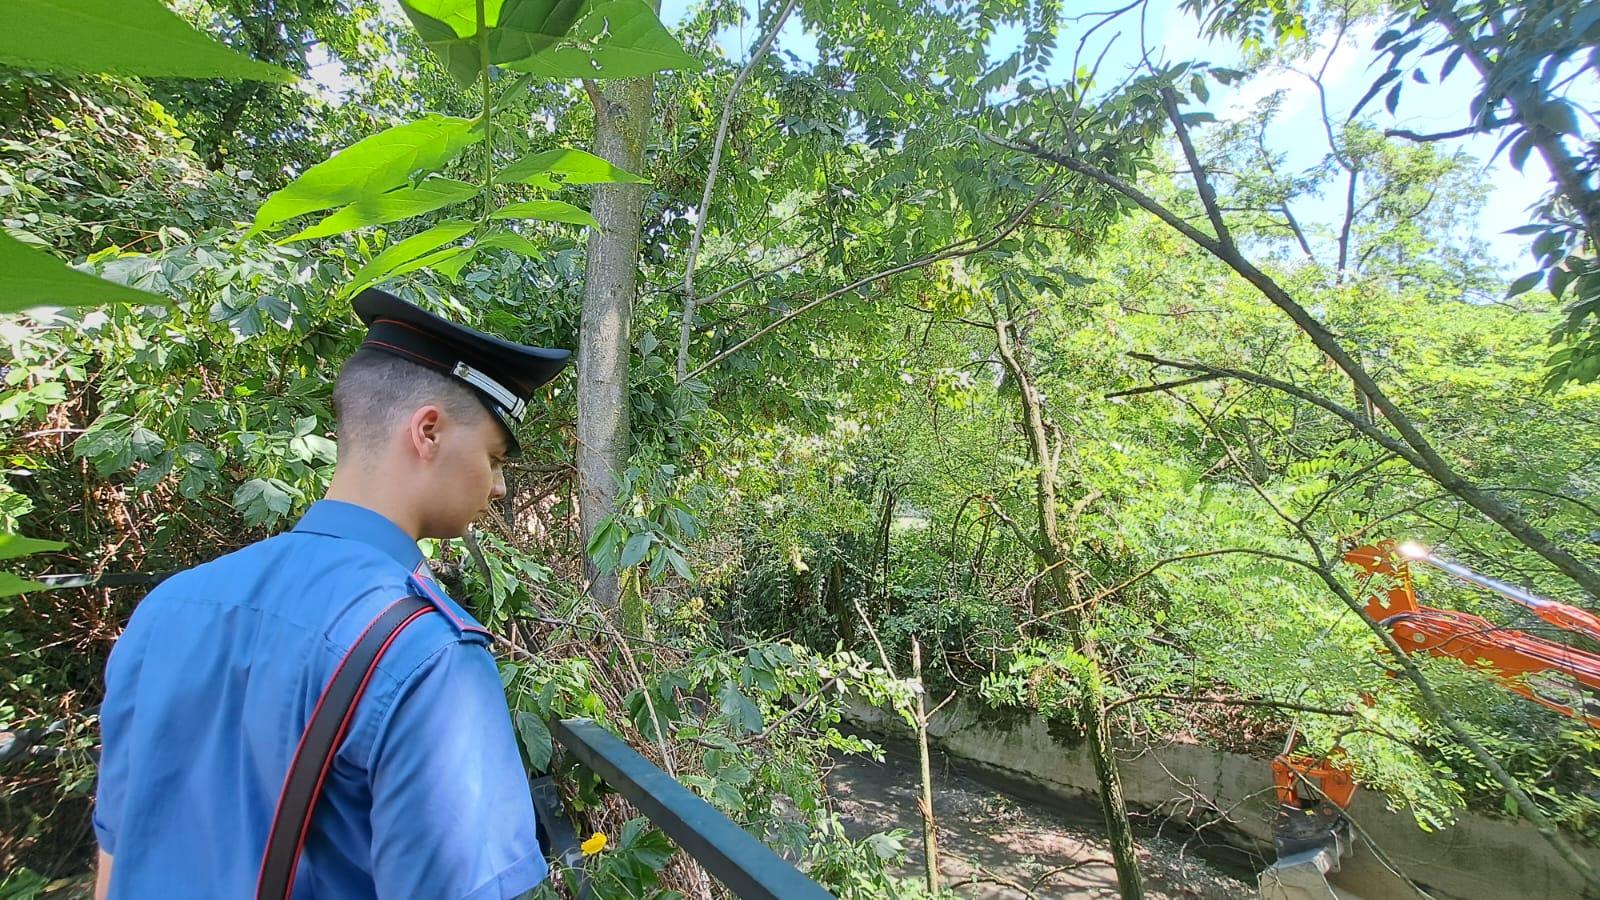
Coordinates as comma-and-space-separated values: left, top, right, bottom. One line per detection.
401, 0, 588, 87
430, 247, 479, 280
403, 0, 509, 37
388, 246, 473, 279
283, 179, 480, 242
342, 221, 477, 296
498, 148, 646, 188
514, 710, 554, 772
0, 533, 66, 561
250, 116, 480, 235
0, 233, 166, 313
475, 230, 545, 259
718, 681, 764, 734
489, 199, 600, 228
1, 0, 294, 82
503, 0, 699, 80
490, 0, 591, 72
0, 571, 51, 599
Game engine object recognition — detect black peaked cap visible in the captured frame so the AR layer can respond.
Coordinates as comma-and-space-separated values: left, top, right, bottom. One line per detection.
352, 288, 570, 454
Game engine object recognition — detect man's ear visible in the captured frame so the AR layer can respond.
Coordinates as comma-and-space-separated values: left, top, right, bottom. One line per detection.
407, 405, 445, 461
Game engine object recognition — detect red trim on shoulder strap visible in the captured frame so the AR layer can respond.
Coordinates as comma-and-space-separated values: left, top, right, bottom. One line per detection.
281, 604, 431, 898
410, 562, 492, 639
255, 599, 435, 899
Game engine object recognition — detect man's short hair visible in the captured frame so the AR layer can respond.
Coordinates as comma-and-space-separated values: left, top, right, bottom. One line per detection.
332, 347, 488, 457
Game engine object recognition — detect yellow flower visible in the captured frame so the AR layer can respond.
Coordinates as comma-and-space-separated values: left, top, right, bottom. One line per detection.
580, 832, 607, 856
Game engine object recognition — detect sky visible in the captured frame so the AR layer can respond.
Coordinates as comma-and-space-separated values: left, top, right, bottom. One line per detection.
655, 0, 1580, 273
310, 0, 1588, 272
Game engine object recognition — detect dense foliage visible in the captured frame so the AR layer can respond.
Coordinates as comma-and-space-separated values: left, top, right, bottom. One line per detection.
3, 0, 1598, 896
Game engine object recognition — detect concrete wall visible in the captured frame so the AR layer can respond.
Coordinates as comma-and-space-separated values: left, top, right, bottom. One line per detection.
846, 700, 1599, 900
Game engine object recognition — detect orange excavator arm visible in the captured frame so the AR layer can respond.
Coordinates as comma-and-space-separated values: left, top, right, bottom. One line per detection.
1273, 541, 1600, 857
1345, 540, 1600, 727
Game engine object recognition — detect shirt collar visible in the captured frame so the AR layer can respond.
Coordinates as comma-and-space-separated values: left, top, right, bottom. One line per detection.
292, 500, 423, 570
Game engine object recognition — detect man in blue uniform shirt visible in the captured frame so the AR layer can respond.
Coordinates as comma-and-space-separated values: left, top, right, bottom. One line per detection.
93, 289, 570, 899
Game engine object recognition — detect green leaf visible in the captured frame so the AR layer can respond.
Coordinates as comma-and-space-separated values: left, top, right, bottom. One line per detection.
489, 199, 599, 228
514, 710, 554, 772
1, 0, 294, 82
718, 681, 763, 734
0, 533, 66, 561
401, 0, 588, 87
429, 247, 479, 279
0, 233, 167, 313
619, 532, 653, 569
284, 179, 480, 242
343, 221, 477, 297
475, 230, 544, 259
504, 0, 700, 80
498, 148, 647, 188
388, 246, 473, 279
1510, 133, 1534, 171
661, 546, 691, 581
618, 817, 674, 868
250, 116, 480, 234
403, 0, 509, 37
0, 570, 51, 599
233, 478, 297, 526
1506, 270, 1543, 298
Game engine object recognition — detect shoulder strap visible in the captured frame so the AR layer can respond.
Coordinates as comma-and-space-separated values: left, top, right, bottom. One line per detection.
256, 595, 435, 900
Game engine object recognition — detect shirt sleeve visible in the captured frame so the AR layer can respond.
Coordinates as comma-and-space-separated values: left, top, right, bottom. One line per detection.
93, 625, 137, 855
367, 641, 547, 900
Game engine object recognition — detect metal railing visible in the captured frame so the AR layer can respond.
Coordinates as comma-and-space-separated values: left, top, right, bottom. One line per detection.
550, 718, 836, 900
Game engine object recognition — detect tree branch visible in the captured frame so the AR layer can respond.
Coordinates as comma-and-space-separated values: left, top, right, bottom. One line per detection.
1386, 124, 1481, 142
677, 0, 798, 380
1159, 86, 1232, 248
1104, 373, 1223, 399
994, 133, 1600, 602
1105, 693, 1354, 717
1127, 353, 1427, 468
680, 187, 1054, 383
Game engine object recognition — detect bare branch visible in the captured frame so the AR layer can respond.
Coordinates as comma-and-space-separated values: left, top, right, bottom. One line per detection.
1127, 352, 1428, 470
677, 0, 799, 380
1104, 373, 1223, 399
1386, 124, 1480, 142
1159, 86, 1232, 248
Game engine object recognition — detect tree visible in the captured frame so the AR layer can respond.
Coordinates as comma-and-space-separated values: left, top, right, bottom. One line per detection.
1353, 0, 1598, 387
579, 68, 655, 615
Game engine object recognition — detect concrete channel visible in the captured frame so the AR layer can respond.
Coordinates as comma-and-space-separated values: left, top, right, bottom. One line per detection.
844, 700, 1600, 900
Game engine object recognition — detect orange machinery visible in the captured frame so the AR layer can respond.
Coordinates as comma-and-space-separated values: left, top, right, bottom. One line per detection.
1272, 540, 1600, 857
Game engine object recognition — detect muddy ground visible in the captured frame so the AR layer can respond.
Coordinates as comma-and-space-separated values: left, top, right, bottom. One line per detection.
825, 749, 1258, 899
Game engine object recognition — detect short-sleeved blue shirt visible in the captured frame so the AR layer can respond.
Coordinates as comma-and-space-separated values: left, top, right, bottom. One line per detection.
94, 500, 546, 899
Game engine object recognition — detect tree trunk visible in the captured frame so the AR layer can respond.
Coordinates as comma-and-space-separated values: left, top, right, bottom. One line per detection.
578, 74, 652, 612
992, 312, 1146, 900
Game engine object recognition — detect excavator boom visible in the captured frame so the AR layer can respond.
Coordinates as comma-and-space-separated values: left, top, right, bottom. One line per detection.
1263, 541, 1600, 900
1352, 541, 1600, 725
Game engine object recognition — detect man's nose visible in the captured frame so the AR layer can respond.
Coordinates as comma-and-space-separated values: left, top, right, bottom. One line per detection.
490, 471, 507, 502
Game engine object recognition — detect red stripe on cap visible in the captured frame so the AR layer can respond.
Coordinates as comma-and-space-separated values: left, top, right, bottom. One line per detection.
374, 316, 469, 353
363, 338, 443, 369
